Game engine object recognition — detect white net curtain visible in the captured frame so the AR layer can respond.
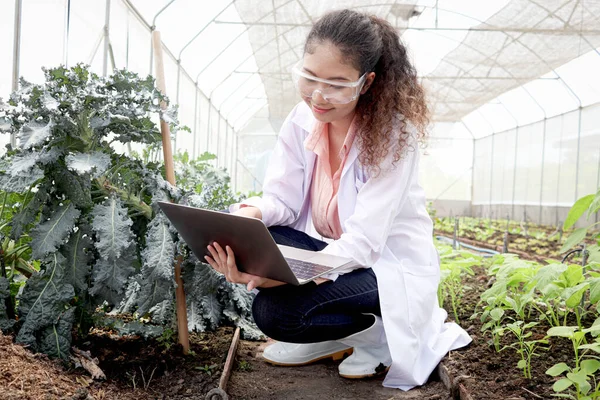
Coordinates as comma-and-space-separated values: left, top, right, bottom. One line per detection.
0, 0, 599, 225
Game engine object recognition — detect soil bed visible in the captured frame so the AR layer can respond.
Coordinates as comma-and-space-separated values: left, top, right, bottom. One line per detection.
0, 326, 234, 400
227, 339, 452, 399
440, 266, 591, 400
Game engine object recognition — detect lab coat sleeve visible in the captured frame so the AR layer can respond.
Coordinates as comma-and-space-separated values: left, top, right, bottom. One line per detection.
321, 134, 419, 270
229, 106, 307, 227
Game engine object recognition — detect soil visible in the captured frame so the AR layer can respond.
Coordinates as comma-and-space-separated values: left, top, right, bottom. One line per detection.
2, 250, 594, 399
439, 266, 593, 400
435, 230, 561, 264
0, 326, 233, 400
227, 339, 452, 399
0, 323, 452, 400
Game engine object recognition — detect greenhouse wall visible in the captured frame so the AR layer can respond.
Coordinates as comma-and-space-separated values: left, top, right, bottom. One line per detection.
0, 0, 237, 175
471, 102, 600, 227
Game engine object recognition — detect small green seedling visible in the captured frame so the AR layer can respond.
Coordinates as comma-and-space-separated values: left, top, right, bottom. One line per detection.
238, 360, 253, 372
196, 364, 219, 376
499, 321, 548, 379
546, 321, 600, 400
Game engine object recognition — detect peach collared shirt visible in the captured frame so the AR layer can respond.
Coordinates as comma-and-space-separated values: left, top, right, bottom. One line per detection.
304, 118, 357, 240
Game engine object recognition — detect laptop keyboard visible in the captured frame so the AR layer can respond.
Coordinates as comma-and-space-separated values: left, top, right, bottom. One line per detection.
285, 258, 333, 281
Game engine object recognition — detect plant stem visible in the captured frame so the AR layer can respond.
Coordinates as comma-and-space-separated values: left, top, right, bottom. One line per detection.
0, 191, 8, 223
0, 246, 16, 320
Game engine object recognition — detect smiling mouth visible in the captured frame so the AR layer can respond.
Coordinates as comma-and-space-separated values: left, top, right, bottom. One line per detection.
312, 104, 333, 113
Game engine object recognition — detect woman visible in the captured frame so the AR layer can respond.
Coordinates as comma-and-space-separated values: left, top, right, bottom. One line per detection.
204, 9, 471, 390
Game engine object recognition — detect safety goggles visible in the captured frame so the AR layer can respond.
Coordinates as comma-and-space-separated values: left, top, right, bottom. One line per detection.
291, 62, 367, 104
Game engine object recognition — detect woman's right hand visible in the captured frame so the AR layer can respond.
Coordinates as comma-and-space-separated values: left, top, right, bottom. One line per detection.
233, 206, 262, 220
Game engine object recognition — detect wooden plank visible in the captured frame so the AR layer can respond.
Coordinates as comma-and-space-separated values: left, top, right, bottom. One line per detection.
219, 327, 241, 391
458, 383, 474, 400
152, 29, 190, 354
437, 362, 453, 391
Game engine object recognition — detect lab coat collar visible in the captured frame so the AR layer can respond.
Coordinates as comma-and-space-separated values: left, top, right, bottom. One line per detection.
293, 102, 360, 179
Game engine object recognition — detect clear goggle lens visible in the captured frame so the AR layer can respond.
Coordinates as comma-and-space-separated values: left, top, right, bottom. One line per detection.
291, 62, 366, 105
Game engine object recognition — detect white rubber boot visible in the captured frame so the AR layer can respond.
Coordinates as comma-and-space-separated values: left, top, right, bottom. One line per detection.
262, 341, 353, 366
337, 314, 392, 379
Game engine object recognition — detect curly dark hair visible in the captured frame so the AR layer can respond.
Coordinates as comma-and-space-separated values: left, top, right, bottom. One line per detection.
305, 9, 429, 172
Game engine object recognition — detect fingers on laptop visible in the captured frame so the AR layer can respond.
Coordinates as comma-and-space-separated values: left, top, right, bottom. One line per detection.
206, 243, 238, 281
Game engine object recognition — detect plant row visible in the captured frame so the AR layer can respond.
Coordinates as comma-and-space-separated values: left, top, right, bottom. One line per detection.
437, 190, 600, 399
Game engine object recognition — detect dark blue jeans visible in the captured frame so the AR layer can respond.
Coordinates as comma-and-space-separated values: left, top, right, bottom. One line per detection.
252, 226, 381, 343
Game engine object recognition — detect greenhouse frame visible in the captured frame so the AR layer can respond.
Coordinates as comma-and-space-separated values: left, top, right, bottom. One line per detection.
2, 1, 600, 399
1, 0, 599, 227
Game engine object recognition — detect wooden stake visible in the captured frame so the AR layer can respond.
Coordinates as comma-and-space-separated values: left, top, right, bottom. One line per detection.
152, 30, 190, 354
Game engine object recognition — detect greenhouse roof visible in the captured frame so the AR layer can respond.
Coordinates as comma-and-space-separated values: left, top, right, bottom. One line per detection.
124, 0, 600, 130
1, 0, 599, 135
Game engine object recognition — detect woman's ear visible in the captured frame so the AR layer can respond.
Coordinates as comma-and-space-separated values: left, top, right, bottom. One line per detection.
361, 72, 376, 94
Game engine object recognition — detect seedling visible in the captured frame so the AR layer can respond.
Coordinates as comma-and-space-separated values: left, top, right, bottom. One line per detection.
545, 321, 600, 400
498, 321, 548, 379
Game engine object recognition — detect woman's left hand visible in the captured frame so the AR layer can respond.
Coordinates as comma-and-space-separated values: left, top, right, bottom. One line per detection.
205, 242, 269, 291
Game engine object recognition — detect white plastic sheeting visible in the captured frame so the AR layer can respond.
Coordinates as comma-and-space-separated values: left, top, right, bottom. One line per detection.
1, 0, 599, 212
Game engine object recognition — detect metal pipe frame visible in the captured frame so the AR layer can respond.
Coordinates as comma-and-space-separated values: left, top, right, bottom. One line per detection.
511, 126, 520, 221
214, 20, 600, 35
177, 0, 236, 61
216, 115, 221, 167
88, 31, 105, 65
192, 86, 199, 159
597, 145, 600, 224
194, 0, 295, 83
125, 6, 130, 69
223, 81, 265, 120
555, 114, 566, 225
10, 0, 23, 148
231, 99, 267, 128
63, 0, 71, 66
148, 0, 177, 75
538, 117, 547, 224
460, 121, 476, 215
206, 103, 212, 153
102, 0, 111, 77
233, 130, 238, 191
208, 21, 300, 112
120, 0, 234, 160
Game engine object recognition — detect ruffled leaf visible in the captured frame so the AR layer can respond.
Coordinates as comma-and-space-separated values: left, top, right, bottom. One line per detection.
10, 182, 49, 240
89, 245, 136, 306
141, 214, 176, 281
134, 275, 173, 317
55, 167, 93, 209
66, 151, 110, 178
91, 196, 133, 260
223, 307, 264, 340
30, 202, 81, 259
16, 253, 75, 353
148, 300, 174, 324
18, 120, 53, 149
38, 308, 75, 360
184, 263, 223, 330
60, 225, 94, 294
0, 277, 15, 332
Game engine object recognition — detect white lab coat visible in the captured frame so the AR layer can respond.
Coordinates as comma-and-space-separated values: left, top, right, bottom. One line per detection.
233, 102, 471, 390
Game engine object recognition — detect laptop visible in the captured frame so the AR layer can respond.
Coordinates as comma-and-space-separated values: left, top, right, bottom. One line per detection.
157, 201, 359, 286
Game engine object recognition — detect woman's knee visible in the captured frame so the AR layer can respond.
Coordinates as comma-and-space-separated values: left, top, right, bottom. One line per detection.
252, 289, 307, 340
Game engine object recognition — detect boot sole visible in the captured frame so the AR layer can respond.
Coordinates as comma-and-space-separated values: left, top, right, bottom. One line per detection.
263, 348, 353, 367
339, 366, 390, 379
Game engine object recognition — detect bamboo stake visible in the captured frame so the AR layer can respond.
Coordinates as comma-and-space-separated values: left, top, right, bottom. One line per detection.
152, 30, 190, 354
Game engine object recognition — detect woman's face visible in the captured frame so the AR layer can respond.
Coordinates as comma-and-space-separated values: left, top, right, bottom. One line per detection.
301, 41, 374, 124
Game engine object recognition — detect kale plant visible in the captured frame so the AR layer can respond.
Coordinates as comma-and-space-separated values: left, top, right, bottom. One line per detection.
0, 65, 259, 358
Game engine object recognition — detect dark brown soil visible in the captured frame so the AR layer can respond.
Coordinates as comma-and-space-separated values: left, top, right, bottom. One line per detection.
3, 252, 590, 399
227, 339, 452, 399
0, 326, 233, 400
440, 266, 589, 400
